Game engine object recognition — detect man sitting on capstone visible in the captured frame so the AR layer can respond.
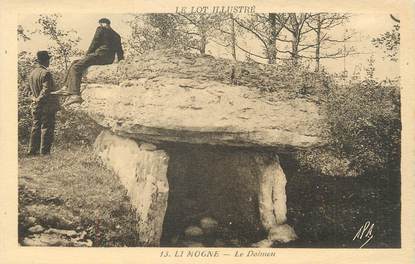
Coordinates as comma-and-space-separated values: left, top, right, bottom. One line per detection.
52, 18, 124, 106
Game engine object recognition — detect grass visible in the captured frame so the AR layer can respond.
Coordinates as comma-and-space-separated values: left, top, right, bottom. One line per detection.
18, 144, 140, 247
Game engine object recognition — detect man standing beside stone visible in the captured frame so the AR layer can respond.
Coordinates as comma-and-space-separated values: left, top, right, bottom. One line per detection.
52, 18, 124, 106
27, 51, 60, 156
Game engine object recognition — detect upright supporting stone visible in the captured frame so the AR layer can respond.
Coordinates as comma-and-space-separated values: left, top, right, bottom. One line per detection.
257, 155, 296, 244
272, 157, 288, 225
94, 130, 169, 246
257, 155, 285, 230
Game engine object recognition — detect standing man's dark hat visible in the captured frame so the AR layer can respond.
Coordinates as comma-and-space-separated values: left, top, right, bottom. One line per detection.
36, 50, 51, 62
98, 18, 111, 24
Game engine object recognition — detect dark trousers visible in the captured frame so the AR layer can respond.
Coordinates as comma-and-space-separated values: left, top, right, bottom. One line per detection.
28, 107, 57, 155
64, 53, 114, 95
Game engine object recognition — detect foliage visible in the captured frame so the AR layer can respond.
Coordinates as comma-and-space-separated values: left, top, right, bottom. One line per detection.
126, 14, 191, 56
18, 51, 36, 143
36, 14, 83, 71
17, 25, 31, 41
54, 107, 102, 147
174, 13, 227, 54
126, 13, 228, 56
18, 51, 36, 88
372, 24, 400, 61
296, 74, 400, 177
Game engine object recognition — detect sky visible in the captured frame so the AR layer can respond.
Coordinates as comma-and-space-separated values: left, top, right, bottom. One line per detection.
18, 13, 399, 80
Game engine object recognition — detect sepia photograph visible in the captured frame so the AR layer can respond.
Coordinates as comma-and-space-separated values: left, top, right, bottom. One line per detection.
14, 10, 403, 250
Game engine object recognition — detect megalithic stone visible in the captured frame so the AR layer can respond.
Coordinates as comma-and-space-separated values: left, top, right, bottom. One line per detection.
94, 130, 169, 246
257, 155, 287, 230
257, 154, 296, 245
272, 156, 288, 225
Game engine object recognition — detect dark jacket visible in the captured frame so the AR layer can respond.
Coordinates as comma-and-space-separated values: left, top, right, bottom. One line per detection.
29, 64, 59, 112
86, 26, 124, 61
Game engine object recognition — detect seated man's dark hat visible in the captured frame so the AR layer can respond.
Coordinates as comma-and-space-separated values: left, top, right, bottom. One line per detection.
98, 18, 111, 24
36, 50, 51, 62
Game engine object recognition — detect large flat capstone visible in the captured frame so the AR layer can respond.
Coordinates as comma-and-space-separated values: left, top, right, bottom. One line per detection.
79, 52, 327, 150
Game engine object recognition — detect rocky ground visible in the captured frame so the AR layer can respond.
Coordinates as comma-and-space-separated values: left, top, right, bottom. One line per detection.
18, 145, 400, 248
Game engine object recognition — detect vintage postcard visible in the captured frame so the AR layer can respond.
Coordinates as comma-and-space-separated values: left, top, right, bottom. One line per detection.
0, 0, 414, 263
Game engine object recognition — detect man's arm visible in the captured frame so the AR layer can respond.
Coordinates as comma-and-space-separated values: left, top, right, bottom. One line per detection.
86, 27, 103, 55
116, 34, 124, 61
36, 72, 53, 104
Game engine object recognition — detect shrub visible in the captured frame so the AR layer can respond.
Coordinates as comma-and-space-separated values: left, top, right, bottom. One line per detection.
296, 77, 401, 177
18, 52, 36, 144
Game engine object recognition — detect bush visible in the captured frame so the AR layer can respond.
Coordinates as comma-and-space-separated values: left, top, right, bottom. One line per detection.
296, 77, 401, 177
18, 90, 33, 144
18, 52, 36, 144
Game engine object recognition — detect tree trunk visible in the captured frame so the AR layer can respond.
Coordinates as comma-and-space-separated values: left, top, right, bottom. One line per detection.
291, 32, 300, 65
64, 56, 68, 71
267, 13, 277, 64
230, 14, 237, 61
200, 32, 207, 55
315, 14, 322, 72
289, 14, 300, 66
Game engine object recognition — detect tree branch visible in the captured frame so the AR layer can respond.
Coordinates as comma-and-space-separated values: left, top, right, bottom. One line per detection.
298, 44, 318, 52
275, 47, 293, 55
177, 13, 199, 26
235, 43, 268, 59
210, 38, 230, 48
232, 16, 269, 49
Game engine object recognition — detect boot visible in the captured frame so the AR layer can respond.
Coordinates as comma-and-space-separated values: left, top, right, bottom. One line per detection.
51, 86, 72, 96
63, 95, 83, 107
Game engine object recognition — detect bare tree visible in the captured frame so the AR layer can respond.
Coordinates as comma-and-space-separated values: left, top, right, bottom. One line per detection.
232, 13, 288, 64
174, 13, 223, 55
209, 13, 246, 60
211, 14, 237, 60
305, 13, 353, 71
276, 13, 317, 65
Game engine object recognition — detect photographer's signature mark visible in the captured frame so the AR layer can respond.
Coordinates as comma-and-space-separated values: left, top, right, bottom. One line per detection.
353, 221, 374, 248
